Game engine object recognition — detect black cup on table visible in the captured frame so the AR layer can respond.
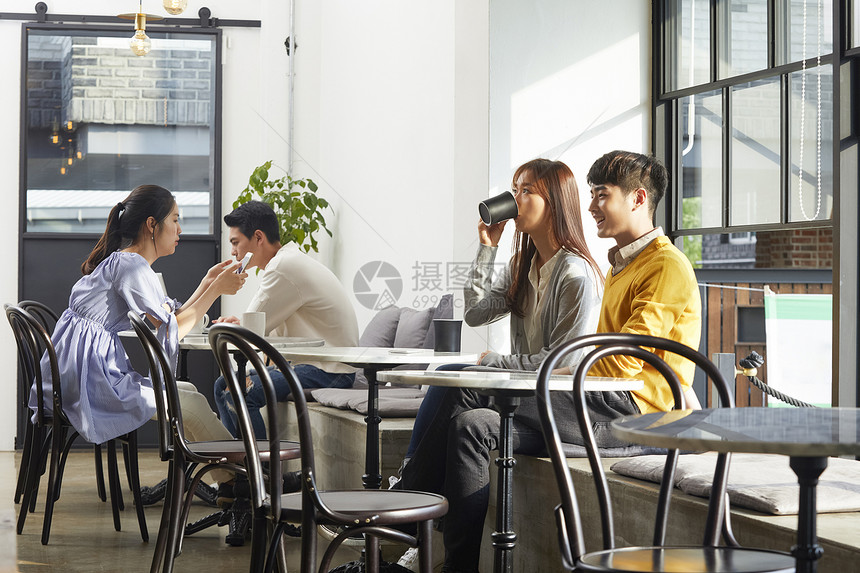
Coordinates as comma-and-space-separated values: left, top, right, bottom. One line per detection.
478, 192, 519, 226
433, 319, 462, 353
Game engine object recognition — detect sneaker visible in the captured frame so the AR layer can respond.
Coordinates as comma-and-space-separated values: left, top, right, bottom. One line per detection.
388, 475, 402, 490
216, 482, 234, 509
194, 481, 219, 507
397, 547, 419, 571
282, 470, 302, 494
225, 497, 252, 547
138, 478, 167, 506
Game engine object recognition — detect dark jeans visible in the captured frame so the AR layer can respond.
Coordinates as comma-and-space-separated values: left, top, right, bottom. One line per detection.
400, 386, 639, 573
406, 363, 473, 458
214, 364, 355, 439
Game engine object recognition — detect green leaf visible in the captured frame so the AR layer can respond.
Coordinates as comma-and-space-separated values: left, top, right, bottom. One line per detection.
308, 180, 318, 192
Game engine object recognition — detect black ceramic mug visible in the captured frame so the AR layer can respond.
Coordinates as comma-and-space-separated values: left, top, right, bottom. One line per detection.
433, 319, 463, 353
479, 192, 519, 225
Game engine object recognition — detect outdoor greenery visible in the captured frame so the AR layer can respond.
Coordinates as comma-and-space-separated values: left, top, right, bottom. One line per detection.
233, 160, 332, 253
681, 197, 703, 269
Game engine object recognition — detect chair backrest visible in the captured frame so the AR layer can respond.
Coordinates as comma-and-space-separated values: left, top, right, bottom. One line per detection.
5, 303, 63, 427
127, 311, 182, 462
209, 323, 369, 572
536, 333, 735, 570
18, 300, 60, 335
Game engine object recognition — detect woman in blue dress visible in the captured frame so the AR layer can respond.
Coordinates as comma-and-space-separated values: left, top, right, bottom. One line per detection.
32, 184, 246, 449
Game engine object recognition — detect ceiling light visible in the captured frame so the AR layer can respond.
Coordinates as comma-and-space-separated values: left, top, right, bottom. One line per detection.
162, 0, 187, 15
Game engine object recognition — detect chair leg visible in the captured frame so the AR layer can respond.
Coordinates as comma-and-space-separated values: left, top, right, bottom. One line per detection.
107, 439, 122, 532
417, 520, 433, 573
150, 457, 181, 573
28, 430, 52, 513
16, 425, 46, 534
365, 535, 380, 573
123, 432, 148, 542
94, 444, 106, 502
162, 458, 188, 573
54, 430, 79, 503
14, 421, 35, 504
40, 424, 67, 545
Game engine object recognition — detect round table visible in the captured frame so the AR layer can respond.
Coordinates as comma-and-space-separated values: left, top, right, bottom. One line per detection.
611, 407, 860, 573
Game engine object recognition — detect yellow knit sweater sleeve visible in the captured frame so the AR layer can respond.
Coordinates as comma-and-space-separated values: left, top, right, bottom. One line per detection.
589, 236, 701, 413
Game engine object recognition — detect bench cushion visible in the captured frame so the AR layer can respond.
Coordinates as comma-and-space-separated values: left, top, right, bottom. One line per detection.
611, 452, 860, 515
311, 387, 426, 417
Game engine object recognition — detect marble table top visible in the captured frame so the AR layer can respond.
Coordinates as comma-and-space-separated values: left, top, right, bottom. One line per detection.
119, 330, 324, 350
378, 369, 644, 392
611, 407, 860, 457
275, 346, 478, 366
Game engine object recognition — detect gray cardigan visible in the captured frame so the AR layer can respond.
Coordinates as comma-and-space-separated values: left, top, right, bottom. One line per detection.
463, 243, 601, 370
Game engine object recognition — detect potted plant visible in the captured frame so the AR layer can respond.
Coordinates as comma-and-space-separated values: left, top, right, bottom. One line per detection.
233, 160, 332, 253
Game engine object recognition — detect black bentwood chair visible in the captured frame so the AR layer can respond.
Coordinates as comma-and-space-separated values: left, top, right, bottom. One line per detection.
536, 333, 796, 573
210, 323, 449, 573
128, 311, 302, 573
6, 304, 148, 545
16, 301, 115, 507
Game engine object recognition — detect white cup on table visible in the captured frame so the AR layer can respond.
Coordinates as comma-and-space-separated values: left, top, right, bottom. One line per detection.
241, 311, 266, 336
188, 313, 209, 334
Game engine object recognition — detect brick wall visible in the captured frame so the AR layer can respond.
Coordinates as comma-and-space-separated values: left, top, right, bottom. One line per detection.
755, 228, 833, 268
28, 35, 211, 129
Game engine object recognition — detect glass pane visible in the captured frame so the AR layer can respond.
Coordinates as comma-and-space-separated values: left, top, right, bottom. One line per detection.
778, 0, 833, 64
682, 230, 832, 269
26, 32, 215, 234
719, 0, 768, 78
730, 80, 781, 226
667, 0, 711, 90
681, 90, 723, 229
854, 0, 860, 48
789, 64, 833, 222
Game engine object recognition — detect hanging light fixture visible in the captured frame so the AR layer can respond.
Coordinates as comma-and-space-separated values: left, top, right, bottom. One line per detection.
162, 0, 187, 15
130, 13, 152, 56
120, 1, 162, 57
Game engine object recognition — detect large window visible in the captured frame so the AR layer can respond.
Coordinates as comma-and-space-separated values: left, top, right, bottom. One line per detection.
24, 30, 216, 234
660, 0, 837, 270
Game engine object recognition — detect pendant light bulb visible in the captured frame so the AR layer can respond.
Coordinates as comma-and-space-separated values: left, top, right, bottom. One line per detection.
130, 13, 151, 57
162, 0, 187, 15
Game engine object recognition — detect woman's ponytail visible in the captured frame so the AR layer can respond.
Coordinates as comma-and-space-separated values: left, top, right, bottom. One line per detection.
80, 186, 175, 275
81, 203, 125, 275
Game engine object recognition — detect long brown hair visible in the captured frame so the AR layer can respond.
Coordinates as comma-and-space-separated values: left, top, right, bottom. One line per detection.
505, 159, 602, 317
81, 185, 176, 275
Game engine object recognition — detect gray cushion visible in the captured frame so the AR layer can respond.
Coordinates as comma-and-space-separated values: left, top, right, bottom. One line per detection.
393, 306, 435, 348
311, 387, 426, 417
611, 452, 860, 515
358, 304, 401, 347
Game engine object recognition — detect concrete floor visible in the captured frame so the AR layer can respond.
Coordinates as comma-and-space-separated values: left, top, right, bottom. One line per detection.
5, 448, 364, 573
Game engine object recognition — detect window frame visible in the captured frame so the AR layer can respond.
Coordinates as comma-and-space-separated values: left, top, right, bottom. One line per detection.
18, 22, 223, 242
656, 0, 839, 239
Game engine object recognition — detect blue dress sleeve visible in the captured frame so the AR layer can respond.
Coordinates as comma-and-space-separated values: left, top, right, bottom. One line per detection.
114, 255, 179, 371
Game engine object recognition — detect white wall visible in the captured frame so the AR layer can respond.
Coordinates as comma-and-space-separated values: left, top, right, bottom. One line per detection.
485, 0, 652, 354
0, 0, 649, 450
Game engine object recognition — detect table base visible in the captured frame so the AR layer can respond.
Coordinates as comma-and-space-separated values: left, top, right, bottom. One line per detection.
790, 456, 828, 573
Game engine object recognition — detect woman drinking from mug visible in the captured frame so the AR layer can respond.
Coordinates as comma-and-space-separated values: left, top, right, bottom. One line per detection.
398, 159, 604, 573
32, 184, 246, 459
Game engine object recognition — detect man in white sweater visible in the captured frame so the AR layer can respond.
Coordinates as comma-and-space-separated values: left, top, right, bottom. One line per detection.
213, 200, 359, 439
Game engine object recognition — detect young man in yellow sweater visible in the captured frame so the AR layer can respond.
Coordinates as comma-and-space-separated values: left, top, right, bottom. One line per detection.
557, 150, 702, 412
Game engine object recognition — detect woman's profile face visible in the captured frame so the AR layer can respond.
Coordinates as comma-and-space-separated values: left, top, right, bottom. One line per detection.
512, 171, 550, 237
154, 202, 181, 256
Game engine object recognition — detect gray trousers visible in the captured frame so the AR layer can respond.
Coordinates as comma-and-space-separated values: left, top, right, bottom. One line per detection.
400, 386, 639, 573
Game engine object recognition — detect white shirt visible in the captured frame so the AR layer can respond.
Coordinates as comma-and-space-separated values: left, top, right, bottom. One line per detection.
248, 244, 359, 373
608, 227, 664, 275
523, 248, 564, 354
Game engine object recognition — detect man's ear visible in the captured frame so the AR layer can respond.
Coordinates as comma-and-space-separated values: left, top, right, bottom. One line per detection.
632, 188, 648, 211
253, 229, 265, 244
